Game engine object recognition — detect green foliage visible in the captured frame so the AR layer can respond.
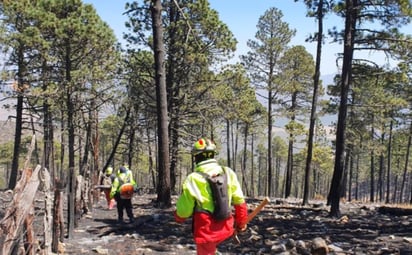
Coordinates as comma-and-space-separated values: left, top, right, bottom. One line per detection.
0, 141, 14, 164
277, 45, 316, 121
311, 144, 334, 175
214, 64, 266, 124
329, 0, 412, 57
123, 0, 239, 142
285, 120, 306, 138
242, 7, 296, 89
99, 114, 125, 163
278, 45, 315, 98
272, 136, 288, 159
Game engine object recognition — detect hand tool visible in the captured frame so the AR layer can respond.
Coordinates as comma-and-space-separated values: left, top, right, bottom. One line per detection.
233, 196, 270, 244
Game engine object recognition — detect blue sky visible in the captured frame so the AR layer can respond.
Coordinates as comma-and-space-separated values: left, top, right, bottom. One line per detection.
0, 0, 407, 121
78, 0, 340, 129
83, 0, 344, 76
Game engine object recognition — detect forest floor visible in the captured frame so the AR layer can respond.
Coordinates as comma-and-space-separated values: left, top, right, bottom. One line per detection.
2, 191, 412, 255
61, 193, 412, 255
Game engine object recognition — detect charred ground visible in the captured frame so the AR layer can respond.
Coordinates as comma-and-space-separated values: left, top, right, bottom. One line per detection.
1, 191, 412, 254
63, 194, 412, 255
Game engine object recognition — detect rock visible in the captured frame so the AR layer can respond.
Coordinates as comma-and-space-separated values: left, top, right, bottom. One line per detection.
271, 243, 286, 253
92, 246, 109, 254
296, 240, 311, 255
296, 240, 306, 249
57, 241, 65, 254
266, 226, 279, 236
284, 238, 296, 249
311, 237, 329, 255
401, 220, 410, 226
338, 215, 349, 223
328, 244, 343, 252
131, 233, 140, 239
264, 239, 277, 246
403, 237, 412, 243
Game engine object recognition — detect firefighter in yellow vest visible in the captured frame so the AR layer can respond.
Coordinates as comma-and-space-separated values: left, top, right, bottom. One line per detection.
174, 138, 248, 255
110, 166, 137, 223
100, 166, 116, 209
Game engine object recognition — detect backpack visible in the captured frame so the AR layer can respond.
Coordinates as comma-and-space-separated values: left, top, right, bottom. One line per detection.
118, 173, 134, 199
102, 175, 112, 186
198, 167, 231, 221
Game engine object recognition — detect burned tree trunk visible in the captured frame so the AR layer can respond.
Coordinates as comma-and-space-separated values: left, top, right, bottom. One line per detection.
0, 165, 41, 255
40, 167, 53, 255
52, 179, 65, 253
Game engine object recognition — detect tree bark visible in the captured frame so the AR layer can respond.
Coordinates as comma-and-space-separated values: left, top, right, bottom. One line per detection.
102, 108, 131, 173
42, 168, 52, 255
303, 0, 324, 205
379, 132, 385, 202
52, 179, 64, 253
385, 120, 393, 204
267, 89, 273, 197
399, 122, 411, 202
0, 166, 41, 255
226, 119, 231, 168
151, 0, 171, 207
241, 124, 249, 196
370, 120, 376, 202
250, 134, 255, 197
9, 47, 26, 190
328, 0, 357, 217
23, 206, 35, 255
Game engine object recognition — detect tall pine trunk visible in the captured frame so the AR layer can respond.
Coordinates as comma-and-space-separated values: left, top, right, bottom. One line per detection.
151, 0, 171, 207
267, 89, 273, 196
385, 120, 393, 204
378, 132, 385, 202
370, 118, 376, 202
241, 124, 249, 196
399, 122, 411, 202
328, 0, 357, 217
303, 0, 324, 206
9, 45, 26, 190
226, 119, 231, 168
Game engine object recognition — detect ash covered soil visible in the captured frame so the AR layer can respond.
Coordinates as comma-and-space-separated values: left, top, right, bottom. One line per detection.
2, 191, 412, 254
61, 193, 412, 255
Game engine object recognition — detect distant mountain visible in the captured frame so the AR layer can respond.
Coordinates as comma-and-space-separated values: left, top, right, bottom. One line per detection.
321, 73, 336, 87
0, 74, 338, 145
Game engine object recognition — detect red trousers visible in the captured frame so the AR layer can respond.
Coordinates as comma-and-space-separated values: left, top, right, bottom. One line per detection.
103, 189, 115, 209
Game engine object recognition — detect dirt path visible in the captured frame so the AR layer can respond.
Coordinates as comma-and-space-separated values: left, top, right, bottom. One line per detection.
63, 194, 194, 254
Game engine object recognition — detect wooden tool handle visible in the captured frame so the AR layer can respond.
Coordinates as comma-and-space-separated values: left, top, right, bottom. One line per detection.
246, 197, 270, 224
233, 197, 270, 244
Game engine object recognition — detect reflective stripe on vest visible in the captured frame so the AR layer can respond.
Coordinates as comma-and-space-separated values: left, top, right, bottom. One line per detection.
187, 177, 205, 204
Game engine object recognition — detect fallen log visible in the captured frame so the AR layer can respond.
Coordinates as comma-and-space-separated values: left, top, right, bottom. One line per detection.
378, 206, 412, 216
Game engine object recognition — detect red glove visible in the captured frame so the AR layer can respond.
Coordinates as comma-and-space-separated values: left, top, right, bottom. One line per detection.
174, 211, 186, 223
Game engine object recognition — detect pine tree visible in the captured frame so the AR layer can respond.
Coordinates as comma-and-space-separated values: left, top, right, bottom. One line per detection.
241, 7, 295, 196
